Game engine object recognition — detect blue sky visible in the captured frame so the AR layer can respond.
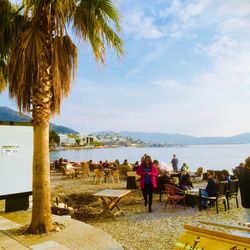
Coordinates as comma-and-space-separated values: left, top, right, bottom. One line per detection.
2, 0, 250, 136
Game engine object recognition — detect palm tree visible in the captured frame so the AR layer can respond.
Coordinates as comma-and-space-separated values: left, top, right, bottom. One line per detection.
0, 0, 123, 233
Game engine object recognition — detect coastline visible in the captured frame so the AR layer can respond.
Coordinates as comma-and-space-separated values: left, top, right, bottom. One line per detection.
49, 144, 188, 151
49, 145, 121, 151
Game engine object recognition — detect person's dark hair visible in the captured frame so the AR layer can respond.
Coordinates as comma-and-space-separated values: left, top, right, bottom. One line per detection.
207, 170, 215, 177
221, 169, 229, 178
153, 160, 159, 164
144, 155, 153, 167
245, 157, 250, 168
173, 154, 176, 157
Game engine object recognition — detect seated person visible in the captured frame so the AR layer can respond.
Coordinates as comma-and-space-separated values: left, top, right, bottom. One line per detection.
171, 167, 193, 190
159, 171, 171, 185
181, 163, 189, 171
221, 169, 231, 182
200, 170, 218, 208
132, 161, 139, 171
122, 159, 132, 169
97, 162, 104, 170
65, 163, 74, 169
103, 160, 109, 168
170, 177, 180, 188
114, 159, 120, 165
118, 161, 132, 178
153, 160, 162, 175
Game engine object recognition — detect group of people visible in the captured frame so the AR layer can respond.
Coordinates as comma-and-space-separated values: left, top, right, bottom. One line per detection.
136, 154, 192, 212
54, 154, 250, 224
136, 153, 250, 224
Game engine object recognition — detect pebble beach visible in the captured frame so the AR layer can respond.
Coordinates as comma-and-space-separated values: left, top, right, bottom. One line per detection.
51, 172, 246, 250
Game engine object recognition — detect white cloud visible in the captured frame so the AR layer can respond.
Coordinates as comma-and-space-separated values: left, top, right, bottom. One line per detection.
153, 79, 184, 89
123, 11, 163, 40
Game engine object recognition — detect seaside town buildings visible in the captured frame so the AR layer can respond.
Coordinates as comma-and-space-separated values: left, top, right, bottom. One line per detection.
58, 134, 96, 146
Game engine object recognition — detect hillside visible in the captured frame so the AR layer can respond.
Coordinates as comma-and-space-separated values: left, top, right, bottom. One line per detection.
119, 131, 250, 144
0, 106, 79, 134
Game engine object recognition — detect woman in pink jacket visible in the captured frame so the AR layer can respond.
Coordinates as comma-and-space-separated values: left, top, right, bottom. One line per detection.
136, 155, 158, 212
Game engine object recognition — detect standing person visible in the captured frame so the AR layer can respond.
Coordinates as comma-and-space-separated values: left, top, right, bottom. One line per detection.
137, 155, 158, 212
171, 154, 178, 173
239, 157, 250, 226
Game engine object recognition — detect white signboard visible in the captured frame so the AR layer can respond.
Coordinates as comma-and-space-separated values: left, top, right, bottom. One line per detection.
0, 125, 33, 196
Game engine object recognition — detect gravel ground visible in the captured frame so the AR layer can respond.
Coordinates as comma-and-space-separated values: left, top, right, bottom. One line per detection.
51, 172, 246, 250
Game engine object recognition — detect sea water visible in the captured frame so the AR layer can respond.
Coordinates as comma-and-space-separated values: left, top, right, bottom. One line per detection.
50, 144, 250, 172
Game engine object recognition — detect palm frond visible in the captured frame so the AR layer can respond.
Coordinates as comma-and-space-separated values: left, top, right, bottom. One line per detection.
0, 1, 28, 93
51, 35, 77, 113
73, 0, 124, 63
51, 0, 76, 36
8, 27, 45, 112
0, 61, 7, 92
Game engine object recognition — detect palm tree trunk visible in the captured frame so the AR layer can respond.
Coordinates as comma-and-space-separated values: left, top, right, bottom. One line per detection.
28, 3, 53, 234
28, 123, 53, 233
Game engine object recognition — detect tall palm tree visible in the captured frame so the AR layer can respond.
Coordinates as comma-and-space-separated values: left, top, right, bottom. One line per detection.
0, 0, 123, 233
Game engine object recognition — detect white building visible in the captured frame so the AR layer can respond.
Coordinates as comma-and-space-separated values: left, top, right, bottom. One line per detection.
59, 134, 68, 144
58, 134, 76, 145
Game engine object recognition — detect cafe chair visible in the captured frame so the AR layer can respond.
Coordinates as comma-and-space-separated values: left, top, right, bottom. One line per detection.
60, 166, 74, 179
81, 162, 90, 177
226, 179, 239, 210
94, 169, 104, 184
155, 176, 167, 202
111, 170, 120, 183
199, 181, 228, 214
164, 184, 186, 210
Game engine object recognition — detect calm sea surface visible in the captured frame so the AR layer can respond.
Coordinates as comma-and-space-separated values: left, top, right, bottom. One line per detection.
50, 144, 250, 172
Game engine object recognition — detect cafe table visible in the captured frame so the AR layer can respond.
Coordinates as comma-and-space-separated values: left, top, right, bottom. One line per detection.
185, 188, 200, 208
93, 189, 131, 219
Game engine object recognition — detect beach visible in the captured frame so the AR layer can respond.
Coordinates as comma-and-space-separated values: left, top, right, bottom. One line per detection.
51, 171, 245, 250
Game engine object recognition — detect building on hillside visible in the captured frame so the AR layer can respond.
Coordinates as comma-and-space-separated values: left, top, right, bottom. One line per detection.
78, 134, 96, 145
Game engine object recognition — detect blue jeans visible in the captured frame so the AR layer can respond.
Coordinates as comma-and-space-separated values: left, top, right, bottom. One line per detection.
200, 190, 209, 207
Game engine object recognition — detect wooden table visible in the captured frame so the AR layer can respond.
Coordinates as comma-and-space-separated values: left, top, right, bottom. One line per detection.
93, 189, 131, 219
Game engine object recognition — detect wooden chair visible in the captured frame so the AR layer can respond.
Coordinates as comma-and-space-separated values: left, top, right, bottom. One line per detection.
61, 166, 74, 179
226, 179, 239, 210
199, 181, 228, 213
164, 184, 186, 210
81, 162, 90, 177
111, 170, 120, 183
94, 169, 103, 184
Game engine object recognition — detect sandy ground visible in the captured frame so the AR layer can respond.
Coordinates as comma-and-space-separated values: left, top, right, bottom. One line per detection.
51, 171, 246, 250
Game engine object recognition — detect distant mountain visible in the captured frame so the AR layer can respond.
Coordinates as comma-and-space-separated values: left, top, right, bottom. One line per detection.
0, 106, 79, 134
119, 131, 250, 144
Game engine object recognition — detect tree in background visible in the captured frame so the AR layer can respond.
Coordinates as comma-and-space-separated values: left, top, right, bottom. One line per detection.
0, 0, 123, 233
49, 130, 60, 146
75, 137, 81, 146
